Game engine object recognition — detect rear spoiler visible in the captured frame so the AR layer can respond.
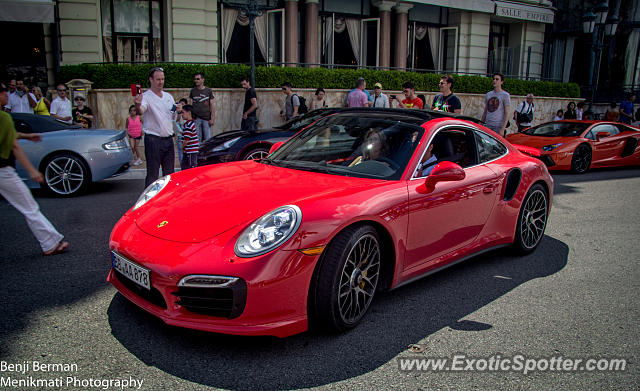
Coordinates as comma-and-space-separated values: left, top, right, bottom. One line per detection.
513, 144, 541, 157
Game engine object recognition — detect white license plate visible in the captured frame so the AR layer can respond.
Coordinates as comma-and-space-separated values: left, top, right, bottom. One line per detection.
111, 251, 151, 290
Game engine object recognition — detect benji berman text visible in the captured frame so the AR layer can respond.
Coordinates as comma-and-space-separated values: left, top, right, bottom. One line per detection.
1, 361, 78, 375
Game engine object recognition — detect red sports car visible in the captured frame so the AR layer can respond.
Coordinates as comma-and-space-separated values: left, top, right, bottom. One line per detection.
506, 120, 640, 173
108, 109, 553, 338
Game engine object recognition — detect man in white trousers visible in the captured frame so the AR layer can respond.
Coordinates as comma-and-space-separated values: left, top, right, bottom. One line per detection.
0, 83, 68, 255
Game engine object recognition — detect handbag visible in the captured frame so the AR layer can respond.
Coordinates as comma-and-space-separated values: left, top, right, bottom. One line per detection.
516, 102, 534, 123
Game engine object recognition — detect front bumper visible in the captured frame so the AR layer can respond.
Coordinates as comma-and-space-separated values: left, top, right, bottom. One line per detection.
108, 218, 318, 338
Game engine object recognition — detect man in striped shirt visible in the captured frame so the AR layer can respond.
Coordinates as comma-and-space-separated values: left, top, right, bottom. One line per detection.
180, 105, 199, 170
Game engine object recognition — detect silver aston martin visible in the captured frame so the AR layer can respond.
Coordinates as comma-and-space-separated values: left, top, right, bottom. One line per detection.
11, 113, 133, 196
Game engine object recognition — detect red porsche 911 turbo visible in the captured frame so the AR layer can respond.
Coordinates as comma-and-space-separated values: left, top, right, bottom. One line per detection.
108, 108, 553, 337
506, 120, 640, 173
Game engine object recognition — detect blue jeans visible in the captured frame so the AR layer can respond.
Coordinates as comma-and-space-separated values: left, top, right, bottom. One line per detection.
181, 153, 198, 171
144, 134, 175, 187
195, 117, 211, 144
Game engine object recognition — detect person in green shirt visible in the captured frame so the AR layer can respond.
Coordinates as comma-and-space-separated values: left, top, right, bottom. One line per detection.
0, 83, 69, 255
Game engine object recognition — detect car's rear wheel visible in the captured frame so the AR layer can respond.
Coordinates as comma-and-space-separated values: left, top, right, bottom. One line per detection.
513, 183, 548, 254
309, 225, 381, 332
42, 153, 89, 196
241, 147, 270, 160
571, 144, 591, 174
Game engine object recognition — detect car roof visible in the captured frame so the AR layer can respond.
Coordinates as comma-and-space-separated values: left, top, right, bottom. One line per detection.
329, 107, 483, 125
10, 113, 82, 130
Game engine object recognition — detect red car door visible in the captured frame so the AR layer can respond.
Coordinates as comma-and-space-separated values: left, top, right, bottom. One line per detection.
404, 127, 501, 275
589, 124, 625, 165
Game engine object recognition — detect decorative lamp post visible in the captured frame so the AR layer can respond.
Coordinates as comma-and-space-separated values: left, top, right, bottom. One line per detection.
583, 1, 609, 104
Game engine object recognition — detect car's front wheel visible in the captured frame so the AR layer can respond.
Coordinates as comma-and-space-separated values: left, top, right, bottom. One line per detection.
513, 183, 548, 254
42, 153, 89, 196
309, 225, 381, 332
571, 144, 591, 174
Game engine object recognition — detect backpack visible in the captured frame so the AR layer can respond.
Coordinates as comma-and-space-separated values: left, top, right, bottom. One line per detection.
293, 94, 308, 114
417, 94, 426, 109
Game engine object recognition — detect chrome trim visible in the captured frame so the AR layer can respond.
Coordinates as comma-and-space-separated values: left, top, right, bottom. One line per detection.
410, 124, 509, 181
178, 275, 239, 288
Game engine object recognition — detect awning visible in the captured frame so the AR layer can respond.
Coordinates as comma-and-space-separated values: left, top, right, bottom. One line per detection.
0, 0, 54, 23
409, 0, 495, 14
494, 1, 555, 24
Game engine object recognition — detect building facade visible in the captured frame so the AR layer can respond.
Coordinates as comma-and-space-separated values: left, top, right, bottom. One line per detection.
4, 0, 638, 102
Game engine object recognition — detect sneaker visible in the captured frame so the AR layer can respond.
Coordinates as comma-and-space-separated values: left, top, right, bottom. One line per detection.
133, 158, 142, 166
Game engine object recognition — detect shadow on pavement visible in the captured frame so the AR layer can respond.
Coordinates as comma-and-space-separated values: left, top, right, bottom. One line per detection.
552, 166, 640, 195
0, 178, 142, 357
107, 235, 569, 390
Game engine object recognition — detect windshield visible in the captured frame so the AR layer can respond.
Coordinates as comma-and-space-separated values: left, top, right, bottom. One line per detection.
265, 113, 424, 180
524, 122, 589, 137
275, 109, 333, 131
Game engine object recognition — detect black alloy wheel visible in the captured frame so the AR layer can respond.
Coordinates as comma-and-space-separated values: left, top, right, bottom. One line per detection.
571, 144, 591, 174
309, 225, 382, 332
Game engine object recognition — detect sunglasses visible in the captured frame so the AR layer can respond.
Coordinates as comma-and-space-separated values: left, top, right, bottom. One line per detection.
150, 67, 163, 72
439, 82, 447, 85
57, 89, 66, 92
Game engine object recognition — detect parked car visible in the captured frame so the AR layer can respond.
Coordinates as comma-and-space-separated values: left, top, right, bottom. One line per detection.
506, 120, 640, 173
197, 108, 340, 165
11, 113, 132, 196
108, 108, 553, 337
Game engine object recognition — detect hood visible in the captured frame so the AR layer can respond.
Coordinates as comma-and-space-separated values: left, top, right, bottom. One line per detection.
134, 160, 382, 243
506, 133, 571, 149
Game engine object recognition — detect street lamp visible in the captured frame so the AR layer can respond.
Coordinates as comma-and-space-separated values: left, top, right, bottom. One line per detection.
582, 1, 609, 104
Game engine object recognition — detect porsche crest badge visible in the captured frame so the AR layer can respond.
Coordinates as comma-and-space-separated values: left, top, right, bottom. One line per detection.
157, 220, 168, 228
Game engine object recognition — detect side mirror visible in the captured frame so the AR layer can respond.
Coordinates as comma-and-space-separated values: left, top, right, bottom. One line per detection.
269, 141, 284, 154
423, 161, 465, 193
595, 132, 609, 141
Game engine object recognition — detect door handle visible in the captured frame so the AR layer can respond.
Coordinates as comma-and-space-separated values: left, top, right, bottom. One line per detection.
483, 185, 495, 194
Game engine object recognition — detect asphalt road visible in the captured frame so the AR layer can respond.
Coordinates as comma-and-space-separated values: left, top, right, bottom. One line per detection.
0, 167, 638, 391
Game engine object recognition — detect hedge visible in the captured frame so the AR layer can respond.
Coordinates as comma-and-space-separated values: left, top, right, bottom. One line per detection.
58, 63, 581, 98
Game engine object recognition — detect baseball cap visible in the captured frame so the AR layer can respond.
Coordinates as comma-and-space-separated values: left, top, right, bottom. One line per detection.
374, 82, 382, 89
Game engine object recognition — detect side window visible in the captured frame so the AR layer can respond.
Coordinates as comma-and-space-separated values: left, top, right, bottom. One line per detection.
13, 119, 32, 134
414, 128, 475, 178
592, 124, 619, 138
475, 131, 507, 163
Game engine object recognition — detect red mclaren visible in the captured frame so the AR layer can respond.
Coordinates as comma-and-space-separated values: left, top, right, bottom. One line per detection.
506, 120, 640, 173
108, 108, 553, 337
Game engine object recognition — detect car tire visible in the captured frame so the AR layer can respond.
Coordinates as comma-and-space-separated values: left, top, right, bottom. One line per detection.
42, 153, 90, 196
241, 147, 270, 160
571, 144, 591, 174
308, 225, 381, 332
513, 183, 548, 254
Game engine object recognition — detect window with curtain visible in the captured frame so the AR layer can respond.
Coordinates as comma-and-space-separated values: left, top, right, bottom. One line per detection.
408, 22, 438, 72
224, 9, 267, 64
101, 0, 163, 63
320, 14, 358, 67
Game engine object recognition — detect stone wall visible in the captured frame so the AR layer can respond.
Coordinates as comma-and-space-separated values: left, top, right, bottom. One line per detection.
91, 87, 582, 134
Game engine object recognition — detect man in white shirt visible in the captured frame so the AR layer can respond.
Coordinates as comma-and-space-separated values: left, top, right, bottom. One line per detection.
513, 93, 535, 132
134, 67, 177, 187
6, 79, 36, 114
371, 83, 390, 108
50, 84, 72, 124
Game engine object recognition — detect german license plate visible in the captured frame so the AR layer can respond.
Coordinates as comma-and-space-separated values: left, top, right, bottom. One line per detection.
111, 251, 150, 290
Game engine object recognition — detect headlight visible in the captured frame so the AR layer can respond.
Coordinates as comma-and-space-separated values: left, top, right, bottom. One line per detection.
542, 143, 563, 151
132, 175, 171, 211
235, 205, 302, 257
103, 138, 129, 150
212, 137, 241, 152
